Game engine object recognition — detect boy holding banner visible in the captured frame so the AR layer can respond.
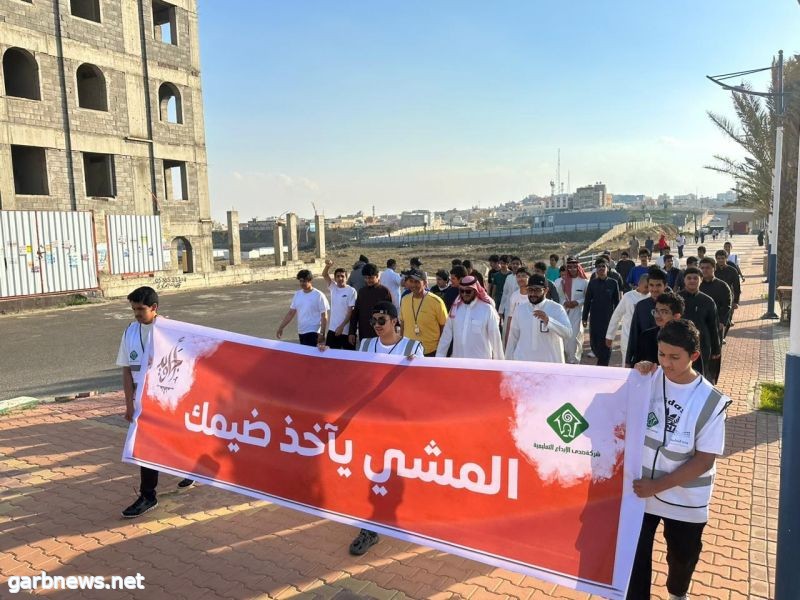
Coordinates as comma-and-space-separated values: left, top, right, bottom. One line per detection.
117, 286, 193, 518
627, 319, 730, 600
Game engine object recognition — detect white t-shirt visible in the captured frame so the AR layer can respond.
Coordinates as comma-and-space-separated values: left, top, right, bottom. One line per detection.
290, 288, 330, 335
360, 336, 424, 357
116, 321, 154, 387
327, 283, 357, 334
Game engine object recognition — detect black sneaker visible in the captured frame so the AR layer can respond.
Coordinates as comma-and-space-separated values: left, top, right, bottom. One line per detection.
177, 478, 195, 489
121, 495, 158, 518
349, 529, 379, 556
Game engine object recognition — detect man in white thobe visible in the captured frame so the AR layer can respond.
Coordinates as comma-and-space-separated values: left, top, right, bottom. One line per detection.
605, 272, 649, 367
506, 275, 572, 363
436, 276, 504, 359
555, 257, 589, 364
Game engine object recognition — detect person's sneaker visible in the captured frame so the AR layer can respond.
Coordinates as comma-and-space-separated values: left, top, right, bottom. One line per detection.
668, 594, 689, 600
586, 350, 596, 358
177, 478, 195, 489
121, 495, 157, 518
349, 529, 379, 556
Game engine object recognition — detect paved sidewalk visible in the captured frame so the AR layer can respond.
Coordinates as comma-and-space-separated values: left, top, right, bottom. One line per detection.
0, 235, 785, 600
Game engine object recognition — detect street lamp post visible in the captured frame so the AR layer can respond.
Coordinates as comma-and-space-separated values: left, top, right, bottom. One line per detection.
775, 95, 800, 600
764, 51, 785, 318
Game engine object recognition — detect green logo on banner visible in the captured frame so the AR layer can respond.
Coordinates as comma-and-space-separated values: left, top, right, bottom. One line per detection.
547, 403, 589, 444
130, 351, 138, 361
647, 412, 659, 428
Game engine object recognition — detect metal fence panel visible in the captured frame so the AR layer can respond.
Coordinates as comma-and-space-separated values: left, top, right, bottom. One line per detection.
106, 215, 165, 275
0, 210, 98, 298
36, 211, 98, 294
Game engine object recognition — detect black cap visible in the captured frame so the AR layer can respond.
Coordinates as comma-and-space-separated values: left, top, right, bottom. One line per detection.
527, 274, 547, 288
371, 301, 398, 319
358, 254, 369, 263
405, 268, 426, 282
410, 257, 423, 266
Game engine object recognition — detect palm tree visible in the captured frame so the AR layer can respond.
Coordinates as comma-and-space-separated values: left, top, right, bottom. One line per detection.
706, 54, 799, 285
705, 83, 775, 219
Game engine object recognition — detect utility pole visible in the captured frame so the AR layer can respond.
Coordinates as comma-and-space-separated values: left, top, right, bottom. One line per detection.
775, 108, 800, 596
764, 50, 784, 318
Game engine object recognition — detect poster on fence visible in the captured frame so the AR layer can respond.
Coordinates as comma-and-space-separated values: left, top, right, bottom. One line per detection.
123, 319, 648, 599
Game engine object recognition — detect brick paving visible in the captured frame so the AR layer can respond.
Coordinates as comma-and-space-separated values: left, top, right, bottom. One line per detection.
0, 235, 784, 600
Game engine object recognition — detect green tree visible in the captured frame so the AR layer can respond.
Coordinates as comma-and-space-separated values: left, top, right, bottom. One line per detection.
706, 54, 799, 286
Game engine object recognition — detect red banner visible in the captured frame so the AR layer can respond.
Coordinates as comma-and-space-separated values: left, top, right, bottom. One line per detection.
124, 319, 647, 599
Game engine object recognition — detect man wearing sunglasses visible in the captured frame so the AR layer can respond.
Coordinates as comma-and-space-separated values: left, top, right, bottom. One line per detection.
505, 274, 572, 363
628, 292, 684, 367
350, 301, 422, 556
435, 275, 503, 359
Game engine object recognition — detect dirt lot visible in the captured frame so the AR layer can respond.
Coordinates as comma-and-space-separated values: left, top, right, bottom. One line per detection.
233, 224, 678, 276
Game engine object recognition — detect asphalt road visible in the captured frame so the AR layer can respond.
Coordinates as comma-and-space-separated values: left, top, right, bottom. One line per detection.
0, 279, 308, 401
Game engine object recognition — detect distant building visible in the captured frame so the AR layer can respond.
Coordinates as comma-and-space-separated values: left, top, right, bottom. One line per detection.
400, 210, 431, 228
573, 183, 609, 210
716, 190, 737, 204
544, 193, 572, 211
614, 194, 646, 205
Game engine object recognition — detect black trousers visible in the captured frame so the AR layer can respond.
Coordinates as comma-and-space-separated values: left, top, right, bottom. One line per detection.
589, 321, 611, 366
298, 332, 319, 347
140, 467, 159, 500
627, 513, 706, 600
325, 330, 355, 350
677, 245, 685, 258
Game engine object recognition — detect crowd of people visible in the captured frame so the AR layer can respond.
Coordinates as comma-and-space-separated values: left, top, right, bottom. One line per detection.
276, 235, 744, 388
117, 230, 742, 600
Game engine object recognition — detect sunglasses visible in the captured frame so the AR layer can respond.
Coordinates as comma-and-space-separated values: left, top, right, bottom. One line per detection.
369, 316, 392, 326
458, 288, 476, 295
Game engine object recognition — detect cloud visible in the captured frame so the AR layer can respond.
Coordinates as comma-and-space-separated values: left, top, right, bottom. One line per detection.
657, 136, 682, 147
232, 171, 244, 181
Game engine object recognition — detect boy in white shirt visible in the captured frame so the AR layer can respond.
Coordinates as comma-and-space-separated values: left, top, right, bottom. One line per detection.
276, 270, 329, 347
627, 319, 730, 600
322, 260, 357, 349
118, 286, 193, 518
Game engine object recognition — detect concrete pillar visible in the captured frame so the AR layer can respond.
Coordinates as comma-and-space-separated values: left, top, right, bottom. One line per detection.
286, 212, 300, 262
315, 214, 326, 259
273, 222, 284, 266
227, 210, 242, 266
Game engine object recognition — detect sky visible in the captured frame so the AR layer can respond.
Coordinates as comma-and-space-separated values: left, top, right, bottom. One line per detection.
198, 1, 800, 222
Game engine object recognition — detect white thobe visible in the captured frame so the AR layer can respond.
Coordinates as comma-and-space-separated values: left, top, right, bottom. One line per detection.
505, 298, 572, 363
436, 300, 504, 359
605, 289, 648, 367
380, 268, 403, 310
555, 276, 588, 364
499, 272, 519, 317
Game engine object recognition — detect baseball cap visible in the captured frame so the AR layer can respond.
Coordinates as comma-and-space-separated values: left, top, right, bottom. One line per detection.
527, 274, 547, 288
405, 268, 426, 281
371, 301, 398, 319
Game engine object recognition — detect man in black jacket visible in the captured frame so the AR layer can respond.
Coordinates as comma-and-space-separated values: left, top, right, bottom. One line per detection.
348, 263, 393, 346
699, 257, 732, 383
714, 250, 740, 335
583, 259, 620, 366
663, 254, 684, 292
679, 267, 721, 382
629, 292, 684, 367
615, 250, 635, 292
625, 267, 667, 366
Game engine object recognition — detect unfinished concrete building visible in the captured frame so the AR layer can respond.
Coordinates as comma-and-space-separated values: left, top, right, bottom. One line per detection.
0, 0, 212, 298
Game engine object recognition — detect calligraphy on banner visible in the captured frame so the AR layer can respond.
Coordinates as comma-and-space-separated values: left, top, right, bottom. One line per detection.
124, 319, 648, 599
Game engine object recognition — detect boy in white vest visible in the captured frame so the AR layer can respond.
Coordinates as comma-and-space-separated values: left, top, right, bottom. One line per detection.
628, 319, 730, 600
117, 286, 193, 518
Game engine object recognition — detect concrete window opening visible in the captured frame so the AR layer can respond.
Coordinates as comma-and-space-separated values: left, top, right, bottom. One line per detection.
76, 64, 108, 111
70, 0, 101, 22
163, 160, 187, 200
82, 152, 116, 197
153, 0, 178, 45
11, 145, 49, 195
158, 82, 182, 123
2, 48, 41, 100
173, 236, 193, 273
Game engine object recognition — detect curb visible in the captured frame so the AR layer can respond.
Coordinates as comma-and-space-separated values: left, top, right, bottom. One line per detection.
52, 391, 100, 403
0, 396, 40, 415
